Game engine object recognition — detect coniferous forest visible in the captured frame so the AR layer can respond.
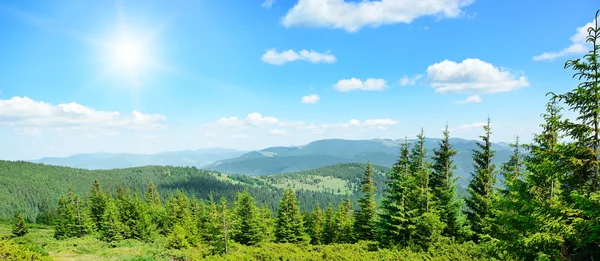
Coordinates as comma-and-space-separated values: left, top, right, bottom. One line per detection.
1, 9, 600, 261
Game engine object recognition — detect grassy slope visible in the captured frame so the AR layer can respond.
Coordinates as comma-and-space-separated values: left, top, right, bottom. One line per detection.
0, 223, 494, 261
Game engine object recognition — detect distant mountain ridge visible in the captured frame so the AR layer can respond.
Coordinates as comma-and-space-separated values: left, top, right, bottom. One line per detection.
205, 138, 515, 186
33, 148, 247, 170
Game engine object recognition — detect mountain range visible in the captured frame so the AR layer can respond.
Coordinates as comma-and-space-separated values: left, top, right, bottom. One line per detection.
33, 148, 247, 170
34, 138, 515, 186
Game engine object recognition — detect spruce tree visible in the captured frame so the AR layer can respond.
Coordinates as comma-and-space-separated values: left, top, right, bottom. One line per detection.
274, 187, 308, 244
12, 212, 28, 237
550, 11, 600, 193
167, 224, 190, 250
100, 197, 124, 242
309, 203, 324, 245
231, 190, 263, 245
89, 180, 107, 231
464, 117, 497, 242
430, 124, 461, 238
354, 162, 378, 241
145, 182, 167, 234
205, 196, 233, 254
494, 101, 574, 260
54, 196, 72, 239
322, 203, 336, 244
259, 205, 275, 243
378, 138, 411, 246
334, 196, 354, 243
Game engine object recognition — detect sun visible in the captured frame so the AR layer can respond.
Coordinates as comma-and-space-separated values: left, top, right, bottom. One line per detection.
110, 38, 147, 74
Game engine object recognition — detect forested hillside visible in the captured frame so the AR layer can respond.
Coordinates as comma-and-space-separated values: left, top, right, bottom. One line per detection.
206, 138, 513, 186
261, 163, 468, 200
0, 161, 348, 221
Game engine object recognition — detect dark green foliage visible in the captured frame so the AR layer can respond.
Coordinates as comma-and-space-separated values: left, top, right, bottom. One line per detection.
53, 188, 94, 239
100, 197, 124, 242
333, 196, 355, 243
116, 187, 153, 241
430, 125, 461, 239
354, 162, 378, 241
231, 190, 263, 246
322, 203, 336, 244
89, 180, 107, 230
11, 212, 28, 237
274, 187, 308, 244
167, 224, 190, 250
259, 205, 275, 242
308, 203, 324, 244
464, 118, 497, 242
35, 199, 56, 226
378, 138, 411, 246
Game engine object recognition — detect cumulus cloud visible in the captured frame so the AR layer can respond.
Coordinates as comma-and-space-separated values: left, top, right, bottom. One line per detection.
261, 49, 336, 65
269, 129, 286, 135
425, 58, 529, 94
301, 94, 320, 104
322, 118, 398, 129
450, 122, 487, 132
399, 74, 423, 86
216, 112, 278, 128
455, 94, 482, 104
282, 0, 475, 32
261, 0, 275, 9
0, 96, 166, 130
363, 119, 398, 126
533, 18, 598, 61
333, 78, 387, 92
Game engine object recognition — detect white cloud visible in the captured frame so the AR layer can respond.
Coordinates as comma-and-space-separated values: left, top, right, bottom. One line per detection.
533, 18, 598, 61
455, 94, 482, 104
261, 49, 336, 65
333, 78, 387, 92
363, 119, 398, 126
322, 118, 398, 129
301, 94, 320, 104
269, 129, 286, 135
399, 74, 423, 86
450, 122, 487, 131
282, 0, 475, 32
216, 112, 279, 128
261, 0, 275, 9
0, 96, 166, 130
425, 58, 529, 94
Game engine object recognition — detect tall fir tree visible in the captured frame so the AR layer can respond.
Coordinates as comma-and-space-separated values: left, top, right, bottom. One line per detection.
430, 124, 461, 238
12, 212, 28, 237
409, 128, 431, 214
354, 162, 378, 241
145, 182, 167, 234
231, 190, 263, 246
167, 224, 190, 250
322, 203, 336, 244
100, 196, 124, 242
205, 196, 233, 254
464, 117, 497, 242
89, 180, 107, 231
378, 138, 411, 246
334, 195, 355, 243
309, 203, 324, 245
259, 205, 275, 243
165, 190, 196, 245
274, 187, 308, 244
549, 12, 600, 193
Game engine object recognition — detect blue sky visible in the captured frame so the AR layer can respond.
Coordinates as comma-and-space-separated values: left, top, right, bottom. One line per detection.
0, 0, 597, 160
